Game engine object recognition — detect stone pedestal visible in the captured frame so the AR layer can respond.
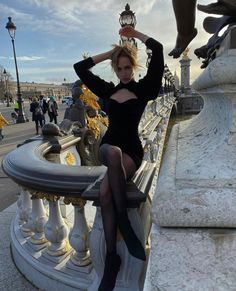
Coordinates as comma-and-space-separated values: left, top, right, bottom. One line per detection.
180, 52, 191, 92
145, 27, 236, 290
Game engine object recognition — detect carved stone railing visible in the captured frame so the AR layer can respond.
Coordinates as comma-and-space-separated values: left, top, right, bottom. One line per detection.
2, 94, 175, 291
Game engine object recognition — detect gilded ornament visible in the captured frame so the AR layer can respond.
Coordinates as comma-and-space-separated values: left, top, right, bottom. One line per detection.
46, 239, 71, 256
28, 189, 60, 202
182, 47, 190, 59
79, 84, 108, 138
65, 152, 76, 166
64, 196, 86, 207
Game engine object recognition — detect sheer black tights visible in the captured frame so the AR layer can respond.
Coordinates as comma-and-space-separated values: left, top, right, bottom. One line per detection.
99, 144, 135, 254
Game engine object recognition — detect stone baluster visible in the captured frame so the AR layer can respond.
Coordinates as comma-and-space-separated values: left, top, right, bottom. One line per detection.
64, 197, 91, 268
27, 193, 48, 249
17, 187, 32, 237
44, 195, 70, 260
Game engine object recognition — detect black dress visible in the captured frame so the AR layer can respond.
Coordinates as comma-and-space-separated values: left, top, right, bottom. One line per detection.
74, 38, 164, 168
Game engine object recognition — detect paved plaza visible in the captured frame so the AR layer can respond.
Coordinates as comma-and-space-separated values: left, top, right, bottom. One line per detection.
0, 203, 38, 290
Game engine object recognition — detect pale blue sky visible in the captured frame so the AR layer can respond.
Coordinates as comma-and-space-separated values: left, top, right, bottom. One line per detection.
0, 0, 214, 85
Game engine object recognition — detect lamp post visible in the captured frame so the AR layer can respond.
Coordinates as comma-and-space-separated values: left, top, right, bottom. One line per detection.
167, 71, 172, 94
119, 3, 137, 48
170, 76, 175, 93
6, 16, 26, 123
3, 69, 10, 107
164, 64, 168, 94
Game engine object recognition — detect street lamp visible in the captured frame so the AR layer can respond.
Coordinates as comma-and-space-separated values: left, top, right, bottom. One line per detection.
6, 16, 26, 123
167, 71, 172, 93
119, 3, 136, 27
164, 64, 168, 94
119, 4, 137, 48
170, 76, 175, 92
3, 69, 10, 107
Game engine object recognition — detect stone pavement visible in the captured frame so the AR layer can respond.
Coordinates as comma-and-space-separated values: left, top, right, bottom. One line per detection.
0, 204, 38, 290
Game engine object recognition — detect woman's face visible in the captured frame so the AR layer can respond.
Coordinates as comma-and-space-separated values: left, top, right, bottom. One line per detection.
115, 56, 134, 84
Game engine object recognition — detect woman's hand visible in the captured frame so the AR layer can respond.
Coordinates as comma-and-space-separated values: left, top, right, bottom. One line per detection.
119, 25, 137, 38
119, 25, 149, 43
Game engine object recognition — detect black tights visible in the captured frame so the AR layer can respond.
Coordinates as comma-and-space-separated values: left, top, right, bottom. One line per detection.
35, 119, 43, 134
98, 144, 145, 290
99, 144, 135, 254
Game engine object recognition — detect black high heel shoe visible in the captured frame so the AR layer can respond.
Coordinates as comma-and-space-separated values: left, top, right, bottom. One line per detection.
117, 212, 146, 261
98, 253, 121, 291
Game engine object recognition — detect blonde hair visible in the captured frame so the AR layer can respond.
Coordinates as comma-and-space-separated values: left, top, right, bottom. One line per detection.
111, 43, 139, 72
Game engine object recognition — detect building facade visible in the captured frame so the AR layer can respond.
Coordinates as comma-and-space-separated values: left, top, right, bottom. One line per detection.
0, 81, 72, 103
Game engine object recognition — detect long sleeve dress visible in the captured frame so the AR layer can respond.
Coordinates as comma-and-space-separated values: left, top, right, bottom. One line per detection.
74, 38, 164, 169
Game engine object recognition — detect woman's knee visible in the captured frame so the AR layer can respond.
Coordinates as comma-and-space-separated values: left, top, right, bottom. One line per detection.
106, 146, 122, 167
99, 185, 112, 207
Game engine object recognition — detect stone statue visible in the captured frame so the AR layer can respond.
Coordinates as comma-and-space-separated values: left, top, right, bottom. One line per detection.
198, 0, 236, 15
169, 0, 197, 59
169, 0, 236, 59
182, 47, 190, 60
63, 79, 86, 128
62, 79, 108, 165
195, 15, 236, 68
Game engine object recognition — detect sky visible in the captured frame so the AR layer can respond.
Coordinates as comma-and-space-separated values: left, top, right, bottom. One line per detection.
0, 0, 217, 85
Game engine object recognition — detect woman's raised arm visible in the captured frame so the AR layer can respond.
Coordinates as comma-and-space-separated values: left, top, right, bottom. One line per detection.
119, 26, 149, 43
92, 48, 115, 65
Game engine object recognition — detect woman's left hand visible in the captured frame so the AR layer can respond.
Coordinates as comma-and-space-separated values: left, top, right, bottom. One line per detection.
119, 25, 137, 38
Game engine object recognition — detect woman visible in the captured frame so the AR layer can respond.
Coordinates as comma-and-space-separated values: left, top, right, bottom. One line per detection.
48, 96, 58, 124
30, 97, 43, 135
74, 26, 164, 291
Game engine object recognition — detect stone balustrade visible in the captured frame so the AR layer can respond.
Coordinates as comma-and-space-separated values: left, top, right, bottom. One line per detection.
2, 94, 175, 291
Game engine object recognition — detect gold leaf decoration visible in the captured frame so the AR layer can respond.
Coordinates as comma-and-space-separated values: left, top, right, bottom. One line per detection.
79, 84, 108, 138
65, 152, 76, 166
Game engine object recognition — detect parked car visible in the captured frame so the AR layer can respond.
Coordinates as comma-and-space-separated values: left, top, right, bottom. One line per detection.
66, 97, 73, 106
62, 96, 73, 105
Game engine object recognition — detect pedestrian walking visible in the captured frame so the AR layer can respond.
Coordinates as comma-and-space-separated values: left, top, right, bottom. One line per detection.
48, 96, 58, 124
39, 95, 48, 125
30, 97, 44, 135
14, 99, 19, 114
0, 112, 9, 140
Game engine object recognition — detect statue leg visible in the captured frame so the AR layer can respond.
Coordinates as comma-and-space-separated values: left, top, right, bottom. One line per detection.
169, 0, 198, 58
198, 0, 236, 16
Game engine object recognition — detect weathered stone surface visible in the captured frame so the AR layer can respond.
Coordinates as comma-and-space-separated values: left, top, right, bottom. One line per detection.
146, 26, 236, 291
152, 49, 236, 227
144, 225, 236, 291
